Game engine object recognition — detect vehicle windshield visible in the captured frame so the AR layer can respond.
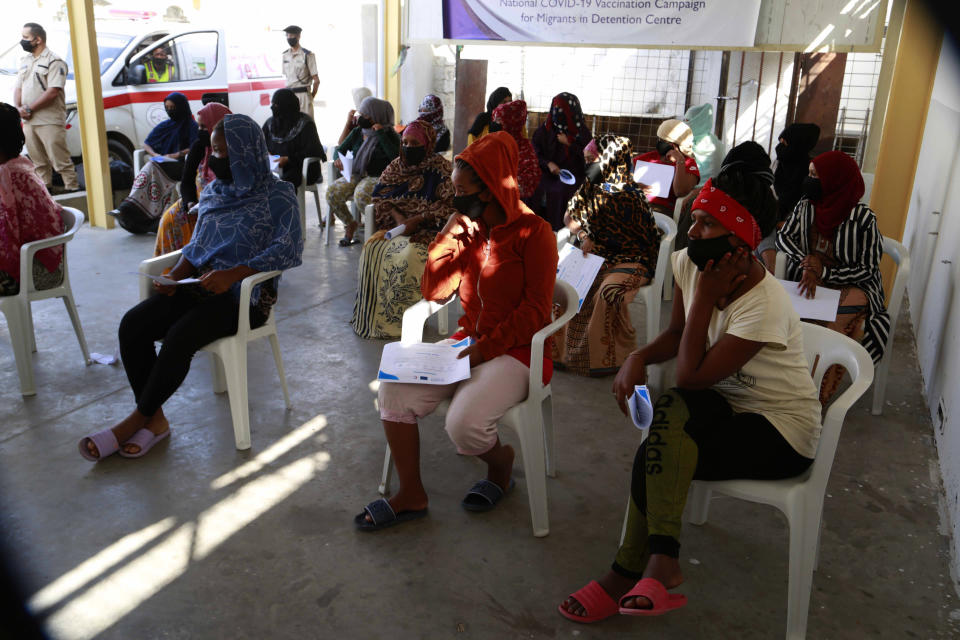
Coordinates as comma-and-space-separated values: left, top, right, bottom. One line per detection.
0, 30, 133, 78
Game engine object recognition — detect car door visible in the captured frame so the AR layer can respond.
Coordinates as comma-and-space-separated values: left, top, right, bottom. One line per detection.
121, 29, 227, 147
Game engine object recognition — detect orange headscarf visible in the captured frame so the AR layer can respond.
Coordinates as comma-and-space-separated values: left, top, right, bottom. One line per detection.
455, 131, 526, 225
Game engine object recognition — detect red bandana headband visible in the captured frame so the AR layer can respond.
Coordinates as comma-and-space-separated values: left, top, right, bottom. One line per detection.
694, 179, 762, 250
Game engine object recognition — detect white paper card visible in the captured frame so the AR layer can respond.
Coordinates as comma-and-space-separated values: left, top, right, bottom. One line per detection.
135, 272, 202, 286
777, 279, 841, 321
269, 155, 281, 173
340, 150, 354, 183
150, 155, 177, 164
633, 160, 675, 199
385, 224, 406, 240
627, 385, 654, 432
378, 341, 471, 385
557, 243, 605, 312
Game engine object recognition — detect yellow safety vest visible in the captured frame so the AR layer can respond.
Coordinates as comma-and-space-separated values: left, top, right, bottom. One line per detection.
145, 60, 175, 83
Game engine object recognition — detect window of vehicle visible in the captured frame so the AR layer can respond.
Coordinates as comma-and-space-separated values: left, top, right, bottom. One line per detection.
0, 31, 133, 79
167, 31, 218, 81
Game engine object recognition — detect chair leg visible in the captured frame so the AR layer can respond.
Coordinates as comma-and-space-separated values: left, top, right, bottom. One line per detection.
209, 352, 228, 394
25, 302, 36, 353
221, 343, 252, 450
378, 445, 393, 496
542, 395, 556, 478
325, 206, 335, 246
3, 303, 36, 396
297, 189, 306, 234
61, 294, 91, 364
685, 482, 711, 525
437, 306, 449, 336
512, 407, 550, 537
785, 500, 821, 640
871, 354, 890, 416
268, 333, 292, 410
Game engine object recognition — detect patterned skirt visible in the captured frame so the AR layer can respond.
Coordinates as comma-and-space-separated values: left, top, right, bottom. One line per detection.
154, 198, 197, 257
351, 236, 429, 339
552, 262, 650, 376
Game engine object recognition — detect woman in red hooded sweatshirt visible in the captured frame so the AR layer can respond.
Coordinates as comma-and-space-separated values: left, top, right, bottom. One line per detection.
356, 131, 559, 531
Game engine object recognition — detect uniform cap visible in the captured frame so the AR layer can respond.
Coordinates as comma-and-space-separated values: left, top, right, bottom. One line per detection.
283, 25, 302, 34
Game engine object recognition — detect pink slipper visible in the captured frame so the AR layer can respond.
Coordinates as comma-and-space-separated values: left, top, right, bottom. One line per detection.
618, 577, 687, 616
78, 429, 120, 461
557, 580, 620, 623
118, 428, 170, 458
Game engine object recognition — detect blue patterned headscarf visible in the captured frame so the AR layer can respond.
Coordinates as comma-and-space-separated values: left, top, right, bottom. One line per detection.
182, 114, 303, 303
143, 92, 198, 155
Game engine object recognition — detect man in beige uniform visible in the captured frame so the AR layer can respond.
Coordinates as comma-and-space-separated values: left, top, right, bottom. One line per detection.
13, 22, 79, 192
281, 25, 319, 119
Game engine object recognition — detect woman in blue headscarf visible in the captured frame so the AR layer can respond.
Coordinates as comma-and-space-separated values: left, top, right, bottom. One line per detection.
79, 114, 303, 461
110, 92, 199, 234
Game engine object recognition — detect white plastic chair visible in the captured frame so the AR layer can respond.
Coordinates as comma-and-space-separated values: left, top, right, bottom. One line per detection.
630, 212, 677, 345
138, 251, 291, 450
773, 236, 909, 415
378, 279, 579, 537
664, 194, 692, 301
133, 149, 146, 175
1, 206, 91, 396
683, 324, 874, 640
296, 156, 324, 234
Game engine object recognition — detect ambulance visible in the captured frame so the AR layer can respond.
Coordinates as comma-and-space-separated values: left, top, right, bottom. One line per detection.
0, 22, 285, 167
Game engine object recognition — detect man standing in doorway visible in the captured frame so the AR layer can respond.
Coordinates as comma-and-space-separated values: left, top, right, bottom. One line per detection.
281, 25, 319, 119
14, 22, 79, 193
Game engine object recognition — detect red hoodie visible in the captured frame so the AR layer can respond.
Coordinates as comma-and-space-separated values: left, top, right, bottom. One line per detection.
421, 132, 559, 377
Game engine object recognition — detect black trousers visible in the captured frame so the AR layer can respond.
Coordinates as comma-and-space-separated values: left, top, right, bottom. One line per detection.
118, 289, 265, 416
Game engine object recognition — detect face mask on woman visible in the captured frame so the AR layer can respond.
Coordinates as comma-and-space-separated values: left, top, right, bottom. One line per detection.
802, 176, 822, 201
356, 115, 373, 129
207, 155, 232, 182
197, 129, 211, 148
453, 192, 487, 219
401, 145, 426, 166
687, 234, 734, 271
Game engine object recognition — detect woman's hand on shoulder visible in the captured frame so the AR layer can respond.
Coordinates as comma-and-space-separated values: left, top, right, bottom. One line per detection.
440, 212, 480, 242
612, 353, 646, 417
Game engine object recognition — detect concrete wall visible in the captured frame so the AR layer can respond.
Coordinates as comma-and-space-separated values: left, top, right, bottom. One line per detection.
900, 40, 960, 578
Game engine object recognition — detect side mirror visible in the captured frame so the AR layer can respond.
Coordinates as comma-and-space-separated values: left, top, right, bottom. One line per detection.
125, 64, 147, 85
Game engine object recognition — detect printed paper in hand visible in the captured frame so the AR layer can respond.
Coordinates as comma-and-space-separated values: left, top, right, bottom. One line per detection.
777, 279, 841, 321
627, 385, 654, 432
269, 155, 281, 173
378, 341, 471, 385
150, 155, 177, 164
340, 150, 354, 183
135, 272, 202, 286
557, 243, 605, 311
633, 160, 675, 199
384, 224, 406, 240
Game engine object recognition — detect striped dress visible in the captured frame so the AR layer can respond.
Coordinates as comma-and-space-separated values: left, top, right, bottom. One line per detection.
776, 199, 890, 364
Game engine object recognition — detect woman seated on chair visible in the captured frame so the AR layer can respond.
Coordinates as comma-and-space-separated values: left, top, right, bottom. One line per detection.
558, 173, 820, 624
491, 99, 540, 201
632, 118, 699, 216
154, 102, 231, 256
776, 150, 888, 403
0, 102, 63, 295
530, 92, 592, 230
262, 88, 326, 189
553, 135, 660, 377
326, 97, 400, 246
109, 92, 199, 234
78, 114, 303, 462
351, 121, 453, 339
356, 131, 558, 531
466, 86, 512, 146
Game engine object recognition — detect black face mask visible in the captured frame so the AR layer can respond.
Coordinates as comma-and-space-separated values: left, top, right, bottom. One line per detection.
453, 192, 487, 220
165, 108, 177, 119
687, 235, 734, 272
20, 39, 36, 52
802, 176, 822, 202
402, 145, 426, 166
656, 140, 674, 157
207, 155, 232, 182
585, 162, 603, 185
287, 37, 298, 47
356, 115, 373, 129
197, 129, 211, 148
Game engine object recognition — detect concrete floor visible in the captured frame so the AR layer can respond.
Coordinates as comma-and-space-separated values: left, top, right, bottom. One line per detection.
0, 201, 957, 639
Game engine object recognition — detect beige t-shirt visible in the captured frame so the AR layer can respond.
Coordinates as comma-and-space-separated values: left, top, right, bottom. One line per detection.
15, 48, 68, 126
672, 249, 822, 458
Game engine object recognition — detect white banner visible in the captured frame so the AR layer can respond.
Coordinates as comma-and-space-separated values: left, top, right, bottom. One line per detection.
442, 0, 762, 48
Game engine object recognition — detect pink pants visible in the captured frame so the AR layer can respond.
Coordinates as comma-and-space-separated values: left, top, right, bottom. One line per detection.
378, 348, 530, 455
